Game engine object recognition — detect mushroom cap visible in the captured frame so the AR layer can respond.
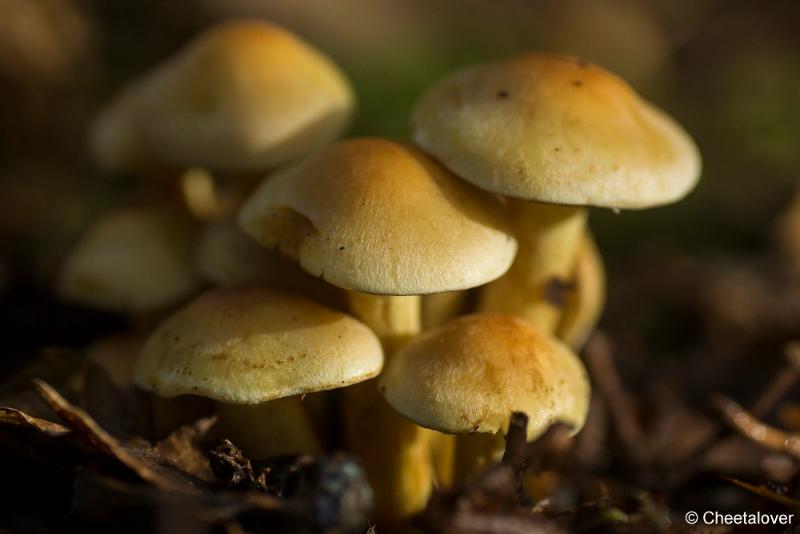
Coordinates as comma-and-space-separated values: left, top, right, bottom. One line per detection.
90, 20, 355, 172
411, 54, 701, 209
57, 207, 200, 314
378, 313, 590, 439
134, 286, 383, 403
238, 138, 517, 295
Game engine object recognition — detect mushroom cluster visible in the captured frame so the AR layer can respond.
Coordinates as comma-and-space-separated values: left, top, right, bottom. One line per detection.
56, 20, 700, 527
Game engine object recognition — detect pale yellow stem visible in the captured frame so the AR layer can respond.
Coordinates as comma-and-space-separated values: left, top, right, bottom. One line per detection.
421, 290, 469, 329
215, 396, 321, 460
556, 232, 606, 351
453, 432, 506, 485
348, 292, 421, 352
343, 383, 435, 522
344, 292, 438, 523
479, 202, 587, 333
430, 432, 456, 487
179, 166, 255, 222
180, 167, 220, 220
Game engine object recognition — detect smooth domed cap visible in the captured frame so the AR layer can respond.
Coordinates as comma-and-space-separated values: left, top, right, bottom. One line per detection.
238, 138, 517, 295
378, 313, 589, 439
411, 54, 701, 209
134, 286, 383, 403
57, 207, 200, 313
90, 20, 355, 172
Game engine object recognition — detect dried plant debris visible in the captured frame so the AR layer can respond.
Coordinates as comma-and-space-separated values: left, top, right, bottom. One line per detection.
0, 347, 145, 439
0, 406, 69, 436
209, 438, 268, 491
714, 394, 800, 459
0, 378, 372, 533
7, 250, 800, 532
419, 415, 565, 533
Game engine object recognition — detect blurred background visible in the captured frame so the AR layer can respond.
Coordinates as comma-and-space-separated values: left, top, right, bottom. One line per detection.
0, 0, 798, 366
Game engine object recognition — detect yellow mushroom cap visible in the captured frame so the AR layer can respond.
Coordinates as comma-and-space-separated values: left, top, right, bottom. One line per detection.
57, 207, 200, 314
90, 20, 355, 172
238, 138, 517, 295
378, 313, 590, 440
134, 286, 383, 403
411, 54, 701, 209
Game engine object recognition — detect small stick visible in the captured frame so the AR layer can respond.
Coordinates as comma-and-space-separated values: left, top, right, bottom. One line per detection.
502, 412, 529, 472
666, 342, 800, 485
750, 341, 800, 418
713, 393, 800, 459
584, 333, 649, 464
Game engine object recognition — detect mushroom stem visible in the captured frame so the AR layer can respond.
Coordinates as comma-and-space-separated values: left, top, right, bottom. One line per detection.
343, 384, 435, 522
422, 290, 469, 329
479, 202, 587, 333
430, 432, 456, 487
215, 396, 321, 460
348, 293, 421, 352
344, 292, 438, 522
453, 432, 506, 484
556, 232, 606, 350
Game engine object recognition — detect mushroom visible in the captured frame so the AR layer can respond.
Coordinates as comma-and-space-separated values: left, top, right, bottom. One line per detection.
378, 313, 590, 483
57, 205, 200, 315
556, 231, 606, 351
90, 20, 355, 174
134, 286, 382, 459
411, 54, 700, 333
238, 137, 516, 351
238, 137, 517, 520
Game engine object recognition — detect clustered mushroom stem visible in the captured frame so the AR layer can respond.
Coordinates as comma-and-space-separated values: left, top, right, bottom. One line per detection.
556, 232, 606, 350
453, 432, 507, 484
215, 396, 321, 460
422, 291, 468, 329
479, 202, 587, 333
342, 386, 437, 522
348, 293, 422, 353
344, 291, 439, 521
180, 166, 219, 220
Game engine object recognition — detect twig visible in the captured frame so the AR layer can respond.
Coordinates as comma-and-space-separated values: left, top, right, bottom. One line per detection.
713, 394, 800, 458
584, 333, 649, 464
502, 412, 529, 472
661, 342, 800, 487
750, 341, 800, 418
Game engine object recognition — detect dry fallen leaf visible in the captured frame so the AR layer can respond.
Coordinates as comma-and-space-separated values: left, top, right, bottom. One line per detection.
0, 406, 69, 436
